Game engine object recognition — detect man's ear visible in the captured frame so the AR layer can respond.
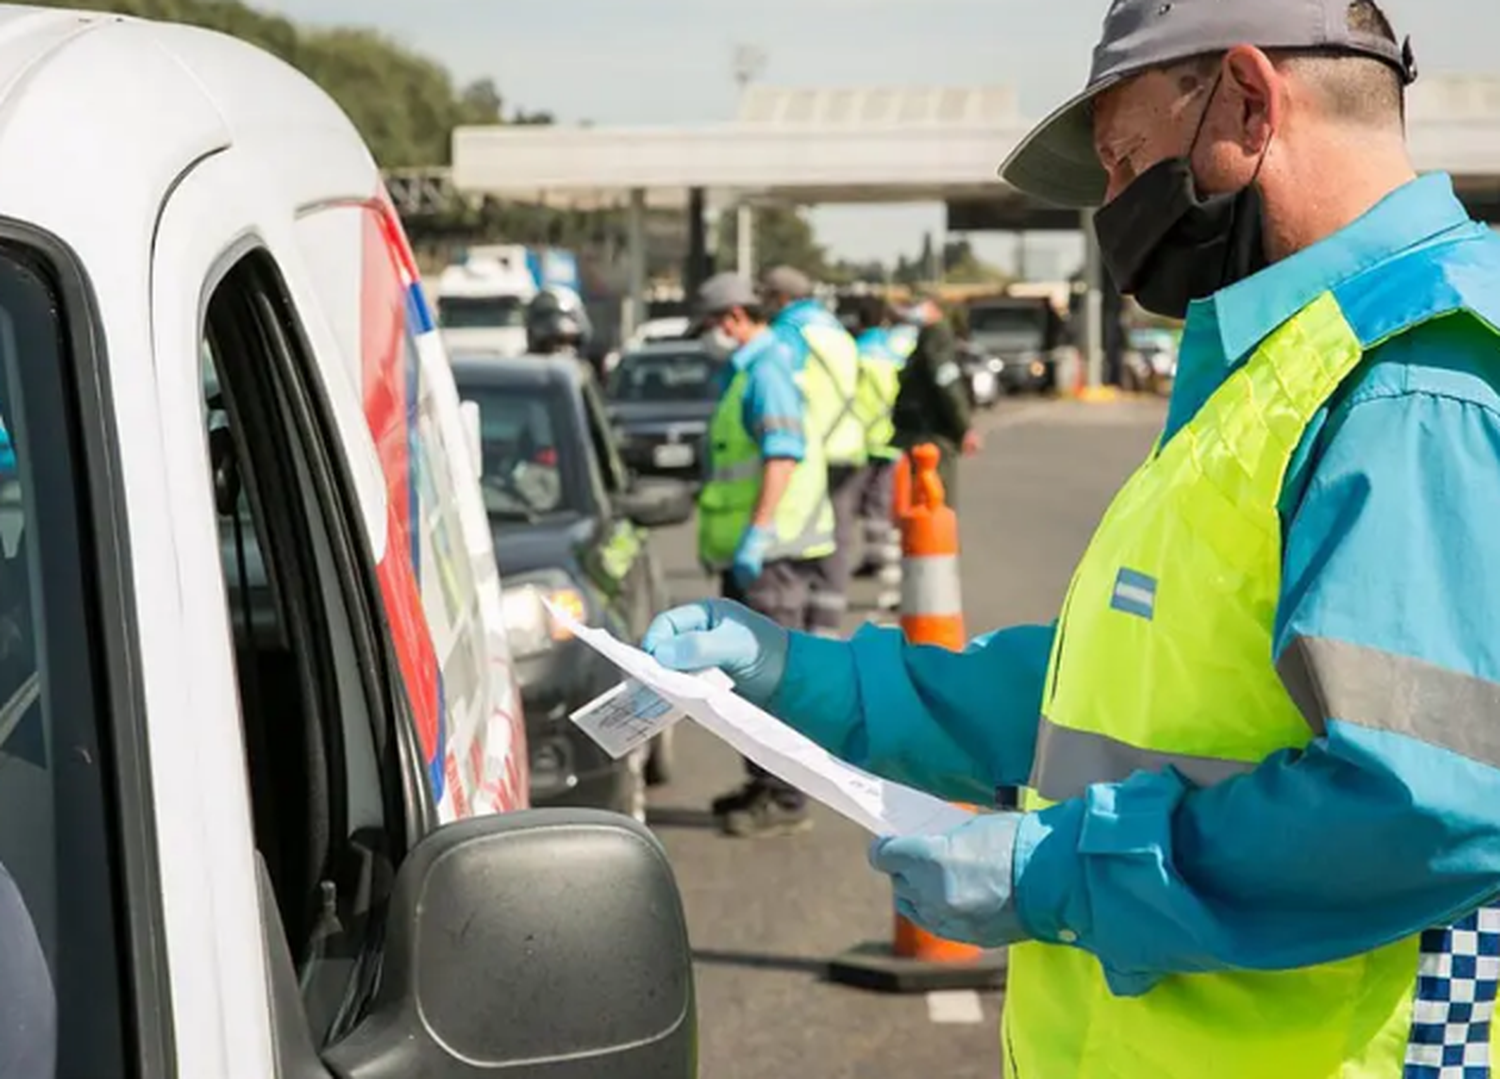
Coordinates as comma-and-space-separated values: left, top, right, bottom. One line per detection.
1223, 45, 1281, 153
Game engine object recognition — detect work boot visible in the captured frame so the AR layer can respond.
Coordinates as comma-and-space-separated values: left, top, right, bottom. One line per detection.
713, 783, 812, 838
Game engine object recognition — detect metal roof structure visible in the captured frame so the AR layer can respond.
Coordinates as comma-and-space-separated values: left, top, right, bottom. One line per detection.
448, 78, 1500, 224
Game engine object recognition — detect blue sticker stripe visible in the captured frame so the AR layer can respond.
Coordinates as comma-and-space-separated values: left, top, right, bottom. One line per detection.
1111, 568, 1157, 621
405, 282, 435, 335
429, 674, 447, 802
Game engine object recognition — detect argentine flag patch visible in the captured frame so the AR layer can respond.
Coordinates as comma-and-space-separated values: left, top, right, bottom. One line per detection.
1111, 568, 1157, 621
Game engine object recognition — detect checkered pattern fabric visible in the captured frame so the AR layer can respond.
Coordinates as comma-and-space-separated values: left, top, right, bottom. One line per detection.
1405, 906, 1500, 1079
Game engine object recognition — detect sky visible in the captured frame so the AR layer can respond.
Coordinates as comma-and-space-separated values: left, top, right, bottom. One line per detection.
258, 0, 1500, 269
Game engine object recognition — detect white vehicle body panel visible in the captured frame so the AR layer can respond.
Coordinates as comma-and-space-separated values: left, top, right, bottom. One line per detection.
0, 6, 528, 1072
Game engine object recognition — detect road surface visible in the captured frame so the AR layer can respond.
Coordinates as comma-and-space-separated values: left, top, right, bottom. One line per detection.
644, 395, 1167, 1079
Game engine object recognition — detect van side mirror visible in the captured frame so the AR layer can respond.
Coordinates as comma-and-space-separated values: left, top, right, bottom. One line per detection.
323, 810, 696, 1079
459, 400, 483, 479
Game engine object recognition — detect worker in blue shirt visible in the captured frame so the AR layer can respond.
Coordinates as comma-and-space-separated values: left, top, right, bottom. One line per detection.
760, 267, 865, 638
648, 1, 1500, 1075
694, 273, 835, 837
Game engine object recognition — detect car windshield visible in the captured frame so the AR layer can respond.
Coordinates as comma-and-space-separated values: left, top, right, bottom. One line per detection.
607, 349, 722, 403
968, 305, 1047, 340
438, 295, 526, 330
461, 383, 586, 523
646, 299, 689, 321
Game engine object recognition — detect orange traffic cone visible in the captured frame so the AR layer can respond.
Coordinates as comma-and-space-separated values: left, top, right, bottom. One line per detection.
827, 444, 1008, 993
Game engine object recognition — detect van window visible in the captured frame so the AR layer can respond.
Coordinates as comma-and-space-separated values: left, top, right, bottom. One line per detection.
0, 248, 128, 1076
201, 252, 405, 1048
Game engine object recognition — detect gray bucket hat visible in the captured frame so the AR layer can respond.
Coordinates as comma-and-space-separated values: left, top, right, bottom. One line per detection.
696, 272, 760, 316
999, 0, 1417, 209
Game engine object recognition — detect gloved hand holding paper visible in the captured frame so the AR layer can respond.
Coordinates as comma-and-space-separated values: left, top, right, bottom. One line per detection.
548, 601, 973, 838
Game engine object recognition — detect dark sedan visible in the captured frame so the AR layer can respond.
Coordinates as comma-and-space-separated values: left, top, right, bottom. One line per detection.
605, 341, 725, 481
452, 356, 694, 820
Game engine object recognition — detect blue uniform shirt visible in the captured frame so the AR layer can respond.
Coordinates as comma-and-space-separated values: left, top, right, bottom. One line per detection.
772, 173, 1500, 993
729, 328, 806, 462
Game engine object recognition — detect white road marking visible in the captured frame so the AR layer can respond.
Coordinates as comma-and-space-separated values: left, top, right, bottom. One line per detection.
926, 989, 985, 1025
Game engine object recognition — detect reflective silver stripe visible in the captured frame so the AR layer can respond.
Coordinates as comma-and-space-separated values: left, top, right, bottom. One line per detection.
709, 460, 763, 484
757, 416, 804, 434
806, 345, 861, 437
1028, 718, 1256, 803
901, 555, 962, 617
1277, 635, 1500, 767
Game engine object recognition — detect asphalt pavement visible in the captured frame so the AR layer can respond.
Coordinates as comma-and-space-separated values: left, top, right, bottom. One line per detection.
643, 394, 1168, 1079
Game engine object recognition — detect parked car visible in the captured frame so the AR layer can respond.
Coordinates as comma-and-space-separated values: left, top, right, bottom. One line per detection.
453, 356, 694, 820
606, 340, 726, 481
966, 296, 1067, 394
0, 9, 696, 1079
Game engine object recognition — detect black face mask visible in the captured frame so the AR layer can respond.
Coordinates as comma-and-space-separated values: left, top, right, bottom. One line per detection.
1093, 81, 1269, 320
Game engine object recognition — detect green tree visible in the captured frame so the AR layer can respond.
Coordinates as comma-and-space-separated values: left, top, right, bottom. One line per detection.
942, 238, 1010, 286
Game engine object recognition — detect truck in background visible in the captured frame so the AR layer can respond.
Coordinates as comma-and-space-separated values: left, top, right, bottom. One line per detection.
433, 243, 583, 360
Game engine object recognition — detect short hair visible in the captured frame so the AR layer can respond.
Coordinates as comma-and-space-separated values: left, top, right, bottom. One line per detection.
852, 297, 895, 333
1169, 2, 1404, 129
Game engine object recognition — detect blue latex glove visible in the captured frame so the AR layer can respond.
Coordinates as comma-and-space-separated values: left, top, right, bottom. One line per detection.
869, 811, 1029, 949
731, 524, 774, 590
642, 599, 789, 707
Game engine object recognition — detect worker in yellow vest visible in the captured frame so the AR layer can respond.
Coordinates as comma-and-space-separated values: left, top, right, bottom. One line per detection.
760, 266, 865, 637
694, 272, 835, 838
648, 2, 1500, 1075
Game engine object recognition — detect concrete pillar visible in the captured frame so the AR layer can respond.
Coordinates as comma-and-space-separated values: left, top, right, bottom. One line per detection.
736, 203, 755, 278
685, 186, 709, 296
624, 187, 647, 340
1080, 208, 1105, 390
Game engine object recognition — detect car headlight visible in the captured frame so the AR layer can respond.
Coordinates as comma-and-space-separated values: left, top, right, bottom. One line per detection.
500, 569, 589, 659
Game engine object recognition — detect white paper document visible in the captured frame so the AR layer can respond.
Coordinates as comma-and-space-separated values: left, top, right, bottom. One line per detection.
548, 601, 973, 838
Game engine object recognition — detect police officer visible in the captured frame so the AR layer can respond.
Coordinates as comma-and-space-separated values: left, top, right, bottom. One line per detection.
695, 273, 835, 837
648, 3, 1500, 1076
890, 292, 978, 508
759, 267, 865, 637
850, 296, 916, 611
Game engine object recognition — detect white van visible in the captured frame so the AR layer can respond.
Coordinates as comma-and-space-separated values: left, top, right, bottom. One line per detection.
0, 7, 695, 1079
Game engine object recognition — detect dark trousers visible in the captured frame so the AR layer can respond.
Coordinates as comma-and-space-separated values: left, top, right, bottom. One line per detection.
722, 560, 822, 808
807, 464, 863, 635
858, 459, 903, 605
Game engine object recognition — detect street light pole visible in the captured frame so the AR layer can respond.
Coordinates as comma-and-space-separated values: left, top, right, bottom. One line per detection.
731, 44, 767, 280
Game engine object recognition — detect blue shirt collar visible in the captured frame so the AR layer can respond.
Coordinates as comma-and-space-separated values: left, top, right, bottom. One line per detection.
774, 298, 829, 330
1162, 173, 1475, 444
731, 326, 778, 372
1199, 172, 1473, 367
